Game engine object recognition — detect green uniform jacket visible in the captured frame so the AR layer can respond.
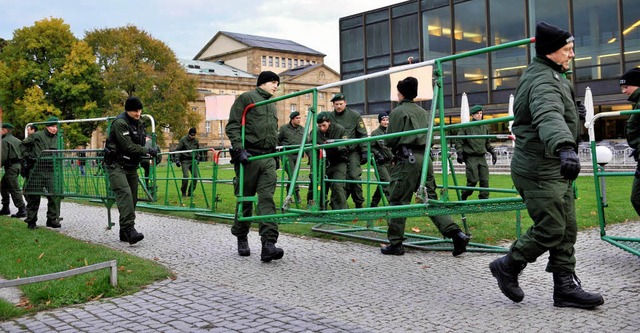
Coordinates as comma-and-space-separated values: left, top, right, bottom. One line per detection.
106, 112, 147, 169
317, 123, 348, 164
386, 100, 428, 150
1, 133, 23, 165
511, 56, 580, 180
330, 107, 367, 152
226, 87, 278, 152
371, 126, 394, 161
277, 122, 307, 148
176, 135, 200, 161
454, 120, 495, 155
625, 88, 640, 149
21, 130, 58, 162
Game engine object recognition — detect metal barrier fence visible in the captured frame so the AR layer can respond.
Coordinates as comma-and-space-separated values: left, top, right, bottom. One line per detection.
0, 260, 118, 289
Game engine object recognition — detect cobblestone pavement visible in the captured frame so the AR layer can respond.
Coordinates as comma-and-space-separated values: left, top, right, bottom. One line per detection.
1, 202, 639, 332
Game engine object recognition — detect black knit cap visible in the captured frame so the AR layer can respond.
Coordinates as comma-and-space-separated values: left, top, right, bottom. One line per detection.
535, 21, 574, 56
256, 71, 280, 86
620, 68, 640, 87
397, 77, 418, 100
378, 112, 389, 122
189, 127, 197, 135
125, 97, 143, 111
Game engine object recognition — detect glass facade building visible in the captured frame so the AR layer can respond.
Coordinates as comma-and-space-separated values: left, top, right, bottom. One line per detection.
339, 0, 640, 140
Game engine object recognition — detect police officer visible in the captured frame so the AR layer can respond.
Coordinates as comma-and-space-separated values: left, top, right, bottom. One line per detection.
1, 123, 27, 218
315, 112, 349, 210
620, 68, 640, 215
329, 94, 368, 208
20, 116, 63, 229
105, 97, 158, 245
489, 22, 603, 309
226, 71, 283, 262
175, 127, 200, 197
370, 112, 393, 207
277, 111, 306, 203
454, 105, 497, 200
382, 77, 470, 256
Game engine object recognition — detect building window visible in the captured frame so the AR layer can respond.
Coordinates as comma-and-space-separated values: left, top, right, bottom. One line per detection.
262, 56, 266, 66
290, 104, 297, 112
219, 90, 224, 94
288, 58, 292, 68
192, 106, 198, 111
275, 57, 280, 67
205, 121, 211, 134
269, 56, 273, 66
319, 105, 325, 111
305, 93, 310, 99
305, 104, 311, 111
294, 59, 299, 67
319, 92, 325, 99
232, 91, 236, 95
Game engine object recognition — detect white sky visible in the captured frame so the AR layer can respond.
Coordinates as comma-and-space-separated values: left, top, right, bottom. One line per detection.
0, 0, 398, 72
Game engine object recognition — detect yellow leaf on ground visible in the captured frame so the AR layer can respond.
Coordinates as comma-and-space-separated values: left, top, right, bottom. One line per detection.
38, 253, 44, 259
411, 227, 421, 233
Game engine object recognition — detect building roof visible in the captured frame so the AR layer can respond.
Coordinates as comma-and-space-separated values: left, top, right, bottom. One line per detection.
279, 63, 339, 78
178, 59, 255, 78
194, 31, 325, 60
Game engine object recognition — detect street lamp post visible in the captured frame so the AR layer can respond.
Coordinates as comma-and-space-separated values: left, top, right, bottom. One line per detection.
596, 145, 613, 206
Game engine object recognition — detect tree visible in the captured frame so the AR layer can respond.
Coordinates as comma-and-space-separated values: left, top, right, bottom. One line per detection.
0, 18, 105, 145
84, 25, 200, 146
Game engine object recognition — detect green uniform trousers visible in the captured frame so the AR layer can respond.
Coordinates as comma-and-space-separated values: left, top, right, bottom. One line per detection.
1, 163, 26, 209
326, 161, 348, 210
345, 150, 364, 206
387, 153, 459, 245
180, 160, 199, 196
24, 170, 62, 223
107, 165, 139, 229
462, 155, 490, 199
231, 157, 279, 243
370, 163, 390, 207
510, 173, 577, 273
631, 166, 640, 216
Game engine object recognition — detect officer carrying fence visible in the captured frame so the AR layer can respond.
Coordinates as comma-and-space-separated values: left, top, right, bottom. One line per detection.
175, 127, 200, 197
278, 111, 307, 203
104, 97, 159, 245
0, 123, 27, 218
370, 112, 393, 207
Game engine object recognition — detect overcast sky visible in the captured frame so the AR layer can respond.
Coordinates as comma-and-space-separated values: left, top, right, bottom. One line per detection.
0, 0, 397, 72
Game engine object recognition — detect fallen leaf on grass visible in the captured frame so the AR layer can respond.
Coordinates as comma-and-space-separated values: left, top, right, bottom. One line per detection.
89, 294, 103, 301
118, 265, 126, 271
16, 258, 21, 263
411, 227, 421, 233
38, 252, 44, 259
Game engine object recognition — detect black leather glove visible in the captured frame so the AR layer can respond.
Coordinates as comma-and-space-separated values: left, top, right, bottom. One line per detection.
456, 152, 464, 164
360, 152, 368, 165
146, 146, 159, 157
575, 101, 587, 120
558, 147, 581, 180
231, 148, 252, 165
374, 152, 386, 164
629, 148, 639, 162
490, 151, 497, 165
175, 160, 181, 167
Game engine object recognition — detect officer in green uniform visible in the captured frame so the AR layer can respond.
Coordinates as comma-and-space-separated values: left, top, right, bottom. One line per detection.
1, 123, 27, 218
381, 77, 470, 256
20, 116, 62, 229
105, 97, 158, 245
175, 127, 200, 197
490, 22, 603, 309
315, 112, 349, 210
454, 105, 497, 200
329, 94, 368, 208
226, 71, 283, 262
370, 112, 393, 207
277, 111, 306, 203
620, 68, 640, 215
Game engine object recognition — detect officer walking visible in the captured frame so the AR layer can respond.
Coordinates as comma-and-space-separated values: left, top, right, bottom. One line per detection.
489, 22, 603, 309
370, 112, 393, 207
619, 68, 640, 216
0, 123, 27, 218
382, 77, 470, 256
454, 105, 497, 200
329, 94, 368, 208
278, 111, 306, 203
105, 97, 158, 245
20, 116, 63, 229
175, 127, 200, 197
226, 71, 284, 262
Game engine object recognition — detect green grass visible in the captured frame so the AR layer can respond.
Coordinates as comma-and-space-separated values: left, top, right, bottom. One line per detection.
0, 217, 173, 320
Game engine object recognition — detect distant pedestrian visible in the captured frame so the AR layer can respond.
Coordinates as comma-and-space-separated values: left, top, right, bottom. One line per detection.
175, 127, 200, 197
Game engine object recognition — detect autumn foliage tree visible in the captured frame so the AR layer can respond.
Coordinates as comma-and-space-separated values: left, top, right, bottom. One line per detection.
84, 25, 200, 146
0, 18, 104, 145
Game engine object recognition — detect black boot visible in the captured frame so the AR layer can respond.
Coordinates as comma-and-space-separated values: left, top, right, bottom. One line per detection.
26, 219, 37, 229
261, 241, 284, 262
46, 218, 62, 228
450, 230, 470, 256
553, 272, 604, 309
380, 243, 405, 255
121, 226, 144, 245
0, 205, 10, 215
489, 254, 527, 302
237, 237, 250, 257
11, 207, 27, 218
